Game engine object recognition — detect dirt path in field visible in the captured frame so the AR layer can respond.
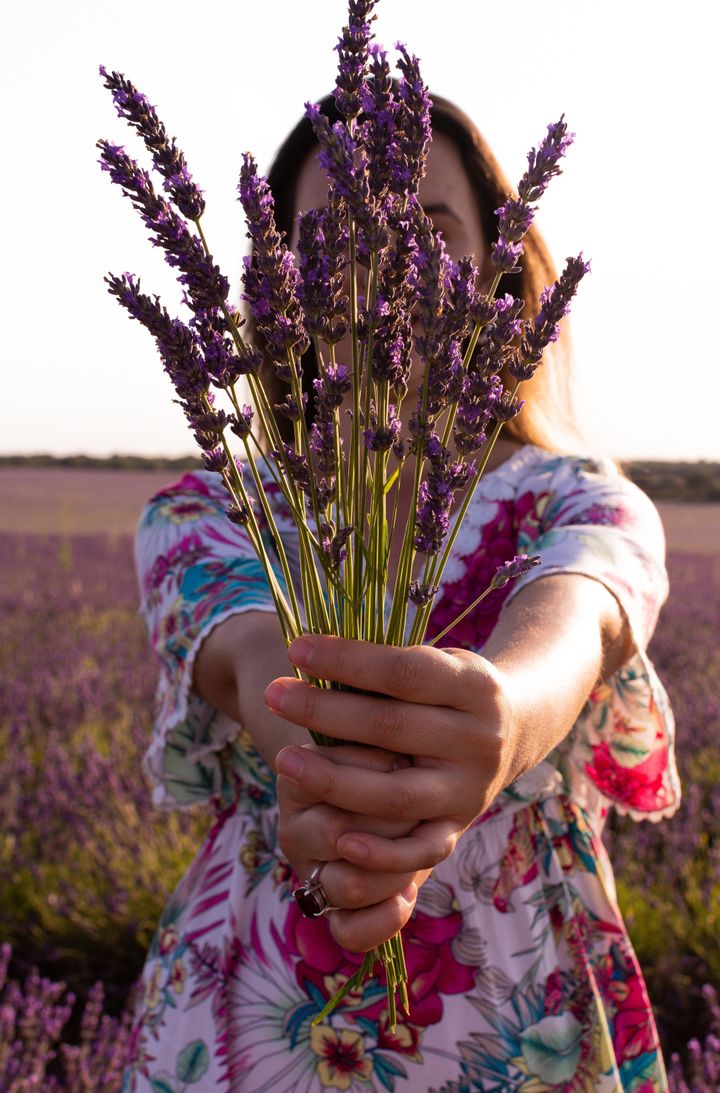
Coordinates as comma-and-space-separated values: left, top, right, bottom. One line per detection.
0, 469, 718, 554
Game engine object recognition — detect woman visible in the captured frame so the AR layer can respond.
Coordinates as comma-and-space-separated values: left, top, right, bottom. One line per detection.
123, 94, 679, 1092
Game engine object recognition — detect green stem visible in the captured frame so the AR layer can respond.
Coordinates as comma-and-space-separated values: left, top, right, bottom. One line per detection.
410, 380, 522, 645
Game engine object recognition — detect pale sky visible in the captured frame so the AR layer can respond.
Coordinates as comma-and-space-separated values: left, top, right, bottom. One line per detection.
1, 0, 718, 461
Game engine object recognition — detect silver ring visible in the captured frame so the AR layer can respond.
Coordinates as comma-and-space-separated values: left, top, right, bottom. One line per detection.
292, 862, 338, 918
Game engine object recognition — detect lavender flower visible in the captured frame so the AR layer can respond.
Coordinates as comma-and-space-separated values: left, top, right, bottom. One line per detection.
272, 444, 310, 491
490, 553, 542, 590
105, 273, 209, 402
333, 0, 377, 121
305, 104, 387, 250
296, 195, 348, 344
309, 418, 338, 479
518, 115, 574, 203
364, 403, 402, 451
185, 407, 232, 451
202, 447, 229, 473
98, 143, 228, 310
492, 389, 525, 422
490, 236, 525, 275
360, 44, 399, 198
453, 372, 502, 455
409, 204, 466, 419
238, 154, 308, 361
391, 44, 431, 197
313, 363, 353, 413
274, 392, 308, 422
191, 307, 262, 385
470, 293, 524, 378
491, 117, 574, 274
230, 404, 254, 441
371, 214, 417, 392
320, 524, 354, 570
408, 580, 439, 606
226, 501, 251, 525
99, 66, 205, 220
413, 437, 473, 555
509, 254, 590, 380
444, 256, 478, 340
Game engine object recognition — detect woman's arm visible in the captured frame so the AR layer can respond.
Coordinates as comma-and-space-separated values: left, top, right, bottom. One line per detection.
191, 609, 309, 770
268, 572, 633, 950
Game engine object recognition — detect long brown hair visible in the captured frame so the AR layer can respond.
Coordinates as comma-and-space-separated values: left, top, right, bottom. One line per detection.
253, 91, 587, 454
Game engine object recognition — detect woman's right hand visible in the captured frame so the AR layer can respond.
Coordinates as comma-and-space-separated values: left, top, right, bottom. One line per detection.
276, 743, 433, 951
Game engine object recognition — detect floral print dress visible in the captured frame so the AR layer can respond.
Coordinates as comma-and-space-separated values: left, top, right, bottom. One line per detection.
122, 444, 680, 1093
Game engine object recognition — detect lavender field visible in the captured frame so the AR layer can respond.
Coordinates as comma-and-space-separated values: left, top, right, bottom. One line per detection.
1, 469, 719, 1089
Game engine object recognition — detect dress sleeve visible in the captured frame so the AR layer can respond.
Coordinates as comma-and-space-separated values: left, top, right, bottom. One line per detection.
134, 468, 293, 812
502, 454, 680, 822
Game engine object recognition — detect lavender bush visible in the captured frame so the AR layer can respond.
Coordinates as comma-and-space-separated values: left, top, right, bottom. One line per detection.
0, 943, 136, 1090
0, 533, 206, 1042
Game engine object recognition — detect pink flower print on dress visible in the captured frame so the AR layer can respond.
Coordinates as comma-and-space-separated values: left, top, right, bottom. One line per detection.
585, 740, 668, 812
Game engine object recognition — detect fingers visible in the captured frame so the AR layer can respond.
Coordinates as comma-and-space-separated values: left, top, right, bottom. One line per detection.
286, 634, 478, 708
266, 677, 475, 756
336, 819, 461, 874
287, 742, 413, 776
327, 883, 418, 953
309, 859, 418, 912
276, 747, 460, 822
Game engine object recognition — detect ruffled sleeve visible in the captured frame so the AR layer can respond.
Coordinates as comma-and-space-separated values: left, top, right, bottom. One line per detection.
134, 468, 294, 811
502, 452, 680, 822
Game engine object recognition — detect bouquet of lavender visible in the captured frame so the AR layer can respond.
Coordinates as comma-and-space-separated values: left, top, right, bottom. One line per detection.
98, 0, 587, 1027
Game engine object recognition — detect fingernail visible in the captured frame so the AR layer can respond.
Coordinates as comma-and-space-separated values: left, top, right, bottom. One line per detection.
400, 882, 417, 905
338, 836, 368, 860
288, 636, 315, 669
276, 747, 305, 781
264, 681, 287, 713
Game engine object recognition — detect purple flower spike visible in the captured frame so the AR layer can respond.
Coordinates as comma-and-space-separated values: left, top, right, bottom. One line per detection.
518, 115, 574, 204
361, 44, 399, 198
230, 404, 254, 440
414, 438, 472, 555
509, 254, 590, 380
454, 372, 502, 455
490, 236, 524, 275
98, 142, 228, 310
203, 447, 229, 473
99, 66, 205, 219
239, 154, 308, 361
334, 0, 378, 121
305, 104, 385, 247
490, 553, 542, 590
313, 363, 352, 414
105, 273, 208, 402
495, 198, 534, 244
492, 389, 525, 422
364, 403, 402, 451
408, 580, 440, 606
310, 417, 338, 478
391, 44, 431, 197
296, 197, 348, 344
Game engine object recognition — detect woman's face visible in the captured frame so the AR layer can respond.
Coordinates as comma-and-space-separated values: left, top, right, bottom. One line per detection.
291, 129, 488, 270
